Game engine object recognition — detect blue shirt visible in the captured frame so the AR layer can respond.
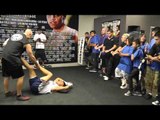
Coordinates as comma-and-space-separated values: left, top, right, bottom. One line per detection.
149, 44, 160, 71
132, 48, 144, 68
148, 38, 156, 52
140, 42, 148, 53
117, 45, 134, 74
99, 35, 108, 45
90, 35, 100, 53
147, 38, 160, 70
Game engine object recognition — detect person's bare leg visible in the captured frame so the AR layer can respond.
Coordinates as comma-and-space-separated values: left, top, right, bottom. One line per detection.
39, 64, 53, 81
16, 75, 30, 101
21, 57, 37, 79
16, 76, 24, 96
4, 77, 10, 93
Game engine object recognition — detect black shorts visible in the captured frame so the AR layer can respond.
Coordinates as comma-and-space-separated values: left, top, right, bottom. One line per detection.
2, 58, 24, 79
29, 77, 42, 95
35, 49, 47, 61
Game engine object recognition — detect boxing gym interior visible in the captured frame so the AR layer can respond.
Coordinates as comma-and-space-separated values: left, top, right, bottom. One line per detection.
0, 15, 160, 105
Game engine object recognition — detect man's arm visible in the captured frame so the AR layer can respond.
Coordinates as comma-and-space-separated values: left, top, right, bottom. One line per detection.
148, 55, 160, 62
21, 57, 52, 81
107, 44, 117, 52
3, 38, 9, 47
25, 44, 39, 68
20, 57, 32, 69
147, 44, 160, 62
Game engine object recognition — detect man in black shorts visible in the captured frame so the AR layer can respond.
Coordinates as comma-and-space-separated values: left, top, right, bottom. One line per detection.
2, 29, 40, 101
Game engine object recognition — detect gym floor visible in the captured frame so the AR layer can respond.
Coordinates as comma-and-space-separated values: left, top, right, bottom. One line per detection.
0, 66, 153, 105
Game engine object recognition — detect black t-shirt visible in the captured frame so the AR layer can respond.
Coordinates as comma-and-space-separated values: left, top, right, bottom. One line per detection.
104, 36, 119, 50
149, 43, 160, 56
2, 33, 29, 66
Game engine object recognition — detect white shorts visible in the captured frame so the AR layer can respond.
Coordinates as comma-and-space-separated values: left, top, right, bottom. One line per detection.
115, 67, 128, 79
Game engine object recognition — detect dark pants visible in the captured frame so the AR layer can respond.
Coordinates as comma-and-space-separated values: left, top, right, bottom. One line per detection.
35, 49, 47, 62
84, 51, 91, 66
128, 68, 140, 92
100, 52, 106, 68
91, 52, 99, 70
112, 54, 120, 73
105, 52, 114, 78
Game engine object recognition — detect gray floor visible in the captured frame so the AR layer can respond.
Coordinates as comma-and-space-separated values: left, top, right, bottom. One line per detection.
0, 66, 153, 105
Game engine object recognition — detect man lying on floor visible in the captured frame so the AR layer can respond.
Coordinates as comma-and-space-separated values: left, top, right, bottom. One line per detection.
21, 57, 73, 95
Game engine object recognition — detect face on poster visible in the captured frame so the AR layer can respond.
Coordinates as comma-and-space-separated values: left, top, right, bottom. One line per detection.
45, 15, 78, 63
0, 15, 79, 64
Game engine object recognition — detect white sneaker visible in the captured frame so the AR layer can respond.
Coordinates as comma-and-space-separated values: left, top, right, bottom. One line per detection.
103, 76, 109, 81
120, 84, 128, 89
89, 69, 97, 73
152, 100, 160, 106
124, 91, 132, 96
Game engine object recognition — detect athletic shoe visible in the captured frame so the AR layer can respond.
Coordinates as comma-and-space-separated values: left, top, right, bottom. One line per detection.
152, 100, 160, 106
144, 93, 152, 100
89, 69, 97, 73
141, 89, 146, 95
103, 76, 109, 81
5, 91, 16, 97
120, 84, 128, 89
16, 95, 30, 101
124, 91, 132, 96
85, 67, 90, 69
132, 91, 142, 96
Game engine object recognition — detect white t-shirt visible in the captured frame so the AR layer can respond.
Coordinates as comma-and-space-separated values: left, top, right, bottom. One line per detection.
38, 80, 73, 94
39, 81, 58, 94
33, 33, 47, 49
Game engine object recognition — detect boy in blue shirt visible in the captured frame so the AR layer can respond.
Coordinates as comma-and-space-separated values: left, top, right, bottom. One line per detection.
146, 31, 160, 105
124, 39, 144, 96
115, 36, 134, 89
89, 30, 100, 72
144, 27, 160, 100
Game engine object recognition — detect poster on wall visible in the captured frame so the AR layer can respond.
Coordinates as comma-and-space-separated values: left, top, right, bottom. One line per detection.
0, 15, 79, 64
102, 19, 120, 38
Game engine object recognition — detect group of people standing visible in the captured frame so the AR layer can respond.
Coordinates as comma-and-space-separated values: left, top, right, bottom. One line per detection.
83, 26, 160, 105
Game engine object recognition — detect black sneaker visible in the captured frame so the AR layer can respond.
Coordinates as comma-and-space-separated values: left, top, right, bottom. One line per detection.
85, 67, 90, 69
16, 95, 30, 101
5, 91, 16, 97
133, 91, 142, 96
141, 89, 146, 95
144, 94, 152, 100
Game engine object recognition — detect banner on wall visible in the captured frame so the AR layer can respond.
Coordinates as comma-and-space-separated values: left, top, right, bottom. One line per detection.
0, 15, 79, 64
102, 19, 121, 37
